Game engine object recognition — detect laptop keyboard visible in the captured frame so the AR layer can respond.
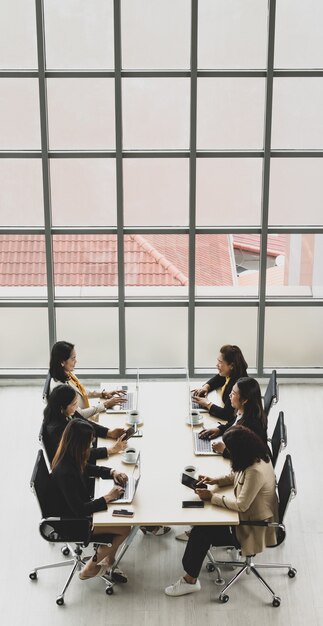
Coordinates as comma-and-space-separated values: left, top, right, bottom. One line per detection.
113, 391, 135, 411
194, 431, 213, 453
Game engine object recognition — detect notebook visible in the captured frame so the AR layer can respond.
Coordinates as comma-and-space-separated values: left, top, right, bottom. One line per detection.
102, 369, 139, 413
96, 453, 141, 505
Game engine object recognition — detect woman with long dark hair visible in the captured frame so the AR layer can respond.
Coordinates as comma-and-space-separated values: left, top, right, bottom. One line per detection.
192, 344, 248, 421
42, 385, 126, 463
51, 419, 130, 581
165, 426, 277, 596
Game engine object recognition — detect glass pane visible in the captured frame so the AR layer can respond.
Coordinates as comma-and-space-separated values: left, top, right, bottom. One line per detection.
122, 78, 190, 149
195, 307, 257, 369
124, 234, 188, 298
0, 160, 44, 226
265, 234, 323, 298
53, 235, 118, 298
50, 159, 116, 226
196, 159, 262, 226
269, 159, 323, 226
47, 79, 115, 150
198, 0, 268, 69
272, 78, 323, 149
197, 78, 265, 149
126, 307, 187, 368
0, 235, 47, 297
121, 0, 190, 69
0, 308, 49, 368
264, 307, 323, 367
56, 307, 119, 369
44, 0, 114, 69
123, 159, 188, 226
0, 79, 41, 149
275, 0, 323, 69
0, 0, 37, 69
195, 234, 260, 297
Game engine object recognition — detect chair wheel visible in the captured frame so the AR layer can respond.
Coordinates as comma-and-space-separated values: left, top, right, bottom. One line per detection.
61, 546, 70, 556
106, 586, 114, 595
206, 563, 216, 572
56, 596, 64, 606
272, 596, 281, 607
288, 568, 297, 578
29, 571, 37, 581
219, 594, 229, 603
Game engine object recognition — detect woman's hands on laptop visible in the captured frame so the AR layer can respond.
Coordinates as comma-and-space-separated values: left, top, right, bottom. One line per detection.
104, 395, 127, 410
198, 427, 220, 440
112, 470, 128, 487
104, 485, 125, 503
192, 384, 210, 398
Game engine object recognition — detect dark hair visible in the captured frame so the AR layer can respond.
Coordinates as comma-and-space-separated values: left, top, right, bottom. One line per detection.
220, 345, 248, 379
236, 377, 267, 431
49, 341, 74, 382
43, 384, 77, 425
223, 425, 269, 472
52, 418, 94, 473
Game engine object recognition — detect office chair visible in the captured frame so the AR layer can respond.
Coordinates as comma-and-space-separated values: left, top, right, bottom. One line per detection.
207, 454, 297, 607
263, 370, 278, 417
42, 371, 51, 403
29, 450, 120, 605
269, 411, 287, 468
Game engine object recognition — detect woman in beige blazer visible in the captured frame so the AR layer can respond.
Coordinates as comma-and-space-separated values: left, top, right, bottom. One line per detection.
165, 426, 278, 597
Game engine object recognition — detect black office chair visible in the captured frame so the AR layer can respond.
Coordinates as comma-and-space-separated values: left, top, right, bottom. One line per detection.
207, 454, 297, 607
269, 411, 287, 468
42, 371, 51, 403
263, 370, 278, 417
29, 450, 116, 605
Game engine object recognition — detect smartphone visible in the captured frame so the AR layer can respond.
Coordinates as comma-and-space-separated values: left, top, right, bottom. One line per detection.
112, 509, 134, 517
123, 425, 136, 441
182, 501, 204, 508
181, 473, 208, 491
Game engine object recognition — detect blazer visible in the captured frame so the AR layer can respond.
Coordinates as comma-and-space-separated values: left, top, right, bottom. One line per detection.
206, 373, 247, 422
51, 455, 113, 518
211, 459, 278, 556
50, 378, 102, 420
42, 410, 108, 464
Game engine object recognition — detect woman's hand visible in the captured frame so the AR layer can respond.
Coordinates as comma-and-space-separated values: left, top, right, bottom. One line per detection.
107, 427, 127, 440
108, 435, 127, 455
198, 427, 220, 440
101, 389, 127, 400
104, 396, 127, 409
104, 485, 125, 503
193, 397, 211, 410
212, 441, 225, 454
112, 471, 128, 487
195, 488, 212, 501
192, 384, 210, 398
196, 474, 219, 486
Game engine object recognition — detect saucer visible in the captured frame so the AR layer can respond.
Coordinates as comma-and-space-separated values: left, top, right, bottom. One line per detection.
185, 415, 204, 426
126, 420, 143, 427
122, 457, 137, 464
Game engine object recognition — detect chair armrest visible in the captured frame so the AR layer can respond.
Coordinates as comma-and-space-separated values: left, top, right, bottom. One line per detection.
39, 517, 92, 545
240, 520, 285, 532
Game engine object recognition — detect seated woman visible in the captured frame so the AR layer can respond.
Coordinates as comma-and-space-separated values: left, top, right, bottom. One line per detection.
192, 345, 248, 422
42, 385, 127, 464
49, 341, 126, 421
166, 426, 277, 596
199, 377, 268, 456
51, 418, 131, 581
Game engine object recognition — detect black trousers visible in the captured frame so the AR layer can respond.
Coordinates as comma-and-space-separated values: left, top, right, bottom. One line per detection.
182, 525, 239, 579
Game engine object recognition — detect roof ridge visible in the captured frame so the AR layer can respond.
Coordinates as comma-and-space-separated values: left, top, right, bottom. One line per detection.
130, 234, 188, 286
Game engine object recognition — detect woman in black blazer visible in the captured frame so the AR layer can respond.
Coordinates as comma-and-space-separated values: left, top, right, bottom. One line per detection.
199, 377, 268, 456
193, 344, 248, 421
42, 385, 127, 464
51, 419, 130, 580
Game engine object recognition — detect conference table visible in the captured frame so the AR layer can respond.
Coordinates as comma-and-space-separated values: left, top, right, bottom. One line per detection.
93, 380, 238, 529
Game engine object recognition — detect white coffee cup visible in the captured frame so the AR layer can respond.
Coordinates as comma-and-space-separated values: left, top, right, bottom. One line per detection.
128, 410, 140, 424
183, 465, 197, 478
123, 447, 137, 463
190, 410, 200, 425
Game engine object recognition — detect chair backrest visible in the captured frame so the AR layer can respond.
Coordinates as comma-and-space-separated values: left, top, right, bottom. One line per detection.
277, 454, 296, 525
42, 371, 51, 403
271, 411, 287, 468
263, 370, 278, 417
30, 449, 55, 518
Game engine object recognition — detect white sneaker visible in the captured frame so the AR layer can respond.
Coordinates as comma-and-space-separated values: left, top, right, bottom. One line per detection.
175, 531, 190, 542
165, 577, 201, 597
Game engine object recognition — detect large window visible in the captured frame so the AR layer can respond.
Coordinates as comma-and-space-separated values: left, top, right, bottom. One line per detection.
1, 0, 323, 377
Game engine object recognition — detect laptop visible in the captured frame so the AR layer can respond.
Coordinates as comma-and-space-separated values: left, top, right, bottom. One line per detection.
102, 369, 139, 413
96, 453, 141, 505
186, 370, 208, 415
192, 428, 221, 456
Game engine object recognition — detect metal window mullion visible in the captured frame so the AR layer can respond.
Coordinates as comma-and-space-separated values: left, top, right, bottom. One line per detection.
257, 0, 276, 376
114, 0, 126, 376
35, 0, 56, 350
188, 0, 198, 377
